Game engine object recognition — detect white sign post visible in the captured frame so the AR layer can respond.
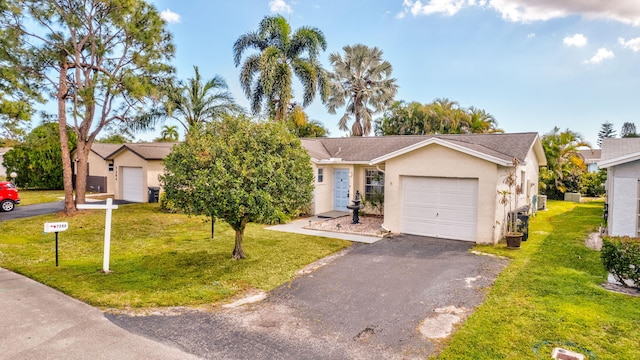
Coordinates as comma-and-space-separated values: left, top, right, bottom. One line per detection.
77, 198, 119, 273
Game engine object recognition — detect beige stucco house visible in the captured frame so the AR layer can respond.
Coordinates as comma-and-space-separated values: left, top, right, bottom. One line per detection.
599, 138, 640, 237
73, 142, 177, 202
302, 133, 546, 244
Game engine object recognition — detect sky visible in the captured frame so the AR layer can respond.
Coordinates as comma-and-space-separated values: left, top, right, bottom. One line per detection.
141, 0, 640, 147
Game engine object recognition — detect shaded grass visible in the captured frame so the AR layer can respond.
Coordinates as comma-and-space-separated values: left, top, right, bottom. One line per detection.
437, 200, 640, 359
17, 189, 65, 205
0, 204, 350, 308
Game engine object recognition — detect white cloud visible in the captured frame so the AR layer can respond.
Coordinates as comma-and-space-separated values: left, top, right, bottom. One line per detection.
527, 33, 535, 38
269, 0, 293, 14
585, 48, 615, 64
159, 9, 181, 24
563, 33, 587, 47
397, 0, 640, 26
618, 37, 640, 52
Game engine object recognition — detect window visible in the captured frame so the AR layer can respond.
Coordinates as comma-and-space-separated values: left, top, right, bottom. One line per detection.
365, 169, 384, 199
317, 168, 324, 183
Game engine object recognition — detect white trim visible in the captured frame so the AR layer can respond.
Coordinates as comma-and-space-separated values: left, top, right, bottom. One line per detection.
599, 152, 640, 168
370, 138, 513, 166
317, 159, 370, 165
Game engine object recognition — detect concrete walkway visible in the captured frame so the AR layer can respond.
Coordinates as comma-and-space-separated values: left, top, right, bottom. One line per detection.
267, 216, 382, 244
0, 268, 199, 360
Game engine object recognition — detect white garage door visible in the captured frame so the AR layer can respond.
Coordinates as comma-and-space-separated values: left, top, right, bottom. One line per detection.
401, 177, 478, 242
122, 167, 144, 202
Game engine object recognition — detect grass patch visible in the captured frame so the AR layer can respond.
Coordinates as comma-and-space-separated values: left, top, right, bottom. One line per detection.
0, 203, 350, 308
18, 189, 65, 205
437, 200, 640, 359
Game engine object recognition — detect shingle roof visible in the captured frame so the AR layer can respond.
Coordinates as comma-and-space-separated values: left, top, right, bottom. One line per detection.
106, 142, 179, 160
600, 138, 640, 162
577, 149, 601, 164
91, 143, 123, 159
302, 133, 541, 166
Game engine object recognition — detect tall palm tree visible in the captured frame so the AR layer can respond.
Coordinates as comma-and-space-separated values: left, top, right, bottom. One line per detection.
326, 44, 398, 136
164, 66, 240, 134
160, 125, 179, 141
233, 15, 329, 121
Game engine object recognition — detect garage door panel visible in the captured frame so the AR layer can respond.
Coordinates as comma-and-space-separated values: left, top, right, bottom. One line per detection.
401, 177, 478, 242
122, 167, 144, 202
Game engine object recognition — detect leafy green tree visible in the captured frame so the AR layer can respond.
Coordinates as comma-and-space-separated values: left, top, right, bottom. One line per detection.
286, 104, 328, 137
154, 66, 239, 135
97, 132, 133, 144
3, 122, 76, 188
376, 101, 431, 135
597, 122, 616, 147
1, 0, 174, 213
160, 115, 314, 259
539, 127, 590, 199
580, 169, 606, 197
233, 15, 328, 121
156, 125, 179, 142
327, 44, 398, 136
621, 122, 638, 138
466, 106, 502, 134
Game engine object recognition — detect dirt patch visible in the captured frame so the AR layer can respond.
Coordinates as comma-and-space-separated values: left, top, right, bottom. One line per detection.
419, 306, 469, 339
585, 232, 602, 250
305, 215, 386, 237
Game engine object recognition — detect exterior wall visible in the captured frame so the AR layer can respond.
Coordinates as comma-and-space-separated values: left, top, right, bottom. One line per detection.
383, 144, 499, 244
607, 160, 640, 236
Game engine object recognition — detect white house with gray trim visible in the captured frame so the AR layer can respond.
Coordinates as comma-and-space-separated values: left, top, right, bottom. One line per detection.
599, 138, 640, 237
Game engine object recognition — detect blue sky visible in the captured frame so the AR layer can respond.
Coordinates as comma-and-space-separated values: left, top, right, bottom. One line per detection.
146, 0, 640, 147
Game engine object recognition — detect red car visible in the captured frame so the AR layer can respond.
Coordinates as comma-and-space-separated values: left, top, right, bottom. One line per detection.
0, 181, 20, 212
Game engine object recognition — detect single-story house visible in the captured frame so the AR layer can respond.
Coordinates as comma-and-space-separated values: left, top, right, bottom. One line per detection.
599, 138, 640, 237
578, 148, 602, 173
72, 142, 177, 202
302, 132, 546, 244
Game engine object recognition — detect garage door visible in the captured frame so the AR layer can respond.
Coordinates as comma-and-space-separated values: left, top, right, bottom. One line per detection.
401, 177, 478, 242
122, 167, 144, 202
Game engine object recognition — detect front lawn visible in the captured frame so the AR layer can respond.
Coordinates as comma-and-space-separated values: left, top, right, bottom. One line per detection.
0, 204, 350, 308
17, 189, 65, 205
438, 200, 640, 359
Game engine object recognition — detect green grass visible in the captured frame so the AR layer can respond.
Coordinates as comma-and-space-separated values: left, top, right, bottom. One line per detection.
0, 203, 350, 308
437, 200, 640, 360
17, 189, 65, 205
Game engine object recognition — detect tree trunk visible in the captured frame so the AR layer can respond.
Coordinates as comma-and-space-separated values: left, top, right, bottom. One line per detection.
232, 216, 249, 259
58, 64, 76, 215
74, 140, 90, 205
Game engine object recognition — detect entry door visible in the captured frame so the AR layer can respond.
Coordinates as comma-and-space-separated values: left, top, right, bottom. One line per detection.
401, 177, 478, 242
334, 169, 350, 211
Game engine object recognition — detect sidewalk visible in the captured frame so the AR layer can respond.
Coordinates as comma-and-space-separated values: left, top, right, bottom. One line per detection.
267, 216, 382, 244
0, 268, 199, 360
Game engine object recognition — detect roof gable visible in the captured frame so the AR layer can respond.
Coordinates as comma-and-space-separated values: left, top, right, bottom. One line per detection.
599, 138, 640, 168
106, 142, 178, 160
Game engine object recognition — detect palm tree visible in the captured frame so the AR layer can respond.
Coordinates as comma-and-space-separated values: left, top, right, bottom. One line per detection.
326, 44, 398, 136
540, 127, 591, 198
466, 106, 502, 134
163, 66, 240, 135
159, 125, 179, 141
233, 15, 329, 121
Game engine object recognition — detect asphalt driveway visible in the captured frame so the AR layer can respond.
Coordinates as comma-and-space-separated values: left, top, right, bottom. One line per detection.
107, 234, 507, 359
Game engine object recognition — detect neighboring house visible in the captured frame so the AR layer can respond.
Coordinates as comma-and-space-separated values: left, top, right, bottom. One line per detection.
599, 138, 640, 237
0, 147, 12, 179
578, 149, 602, 173
302, 133, 546, 244
72, 142, 177, 202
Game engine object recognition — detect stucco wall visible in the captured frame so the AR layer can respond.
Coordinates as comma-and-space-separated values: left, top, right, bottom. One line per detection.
383, 144, 499, 244
607, 160, 640, 236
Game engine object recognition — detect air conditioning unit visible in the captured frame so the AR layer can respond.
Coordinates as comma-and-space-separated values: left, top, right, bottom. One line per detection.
537, 195, 547, 210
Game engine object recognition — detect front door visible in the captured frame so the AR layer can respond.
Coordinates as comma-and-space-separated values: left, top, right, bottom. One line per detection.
334, 169, 350, 211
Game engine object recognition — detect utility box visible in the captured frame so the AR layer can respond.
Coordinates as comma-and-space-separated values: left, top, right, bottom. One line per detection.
148, 187, 160, 203
537, 195, 547, 210
564, 192, 581, 203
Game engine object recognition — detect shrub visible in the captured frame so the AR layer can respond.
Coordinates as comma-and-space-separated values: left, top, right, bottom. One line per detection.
159, 191, 180, 213
601, 237, 640, 288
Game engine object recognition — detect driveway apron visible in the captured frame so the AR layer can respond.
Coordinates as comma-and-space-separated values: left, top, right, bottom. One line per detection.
108, 235, 507, 359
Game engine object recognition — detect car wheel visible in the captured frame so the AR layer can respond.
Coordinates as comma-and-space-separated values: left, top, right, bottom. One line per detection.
1, 200, 14, 212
